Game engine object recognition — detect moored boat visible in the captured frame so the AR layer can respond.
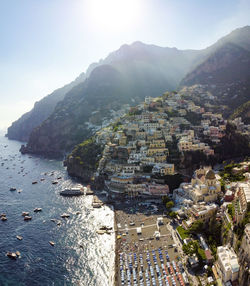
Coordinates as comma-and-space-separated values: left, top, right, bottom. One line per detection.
6, 252, 17, 259
60, 187, 84, 196
9, 187, 16, 191
23, 216, 32, 221
61, 213, 70, 218
34, 208, 42, 212
22, 212, 29, 216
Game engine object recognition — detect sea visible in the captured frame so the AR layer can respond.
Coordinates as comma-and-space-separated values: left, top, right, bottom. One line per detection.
0, 132, 115, 286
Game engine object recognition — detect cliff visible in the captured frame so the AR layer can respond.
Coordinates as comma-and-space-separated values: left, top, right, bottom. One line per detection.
65, 137, 103, 182
6, 72, 86, 142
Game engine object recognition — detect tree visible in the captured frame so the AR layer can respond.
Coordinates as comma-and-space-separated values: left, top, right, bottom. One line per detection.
189, 220, 204, 234
166, 201, 174, 210
169, 211, 177, 218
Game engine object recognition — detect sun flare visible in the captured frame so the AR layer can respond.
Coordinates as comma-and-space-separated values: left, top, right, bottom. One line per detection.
87, 0, 142, 33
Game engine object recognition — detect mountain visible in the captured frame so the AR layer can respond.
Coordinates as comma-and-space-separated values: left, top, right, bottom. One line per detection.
6, 72, 86, 142
180, 26, 250, 117
19, 43, 203, 157
15, 26, 250, 157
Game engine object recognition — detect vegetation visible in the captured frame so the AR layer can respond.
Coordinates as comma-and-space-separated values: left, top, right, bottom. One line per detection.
166, 201, 174, 210
229, 100, 250, 124
177, 226, 190, 240
188, 220, 204, 234
70, 137, 103, 170
227, 203, 235, 221
182, 240, 205, 264
215, 123, 250, 160
185, 111, 202, 125
219, 162, 248, 185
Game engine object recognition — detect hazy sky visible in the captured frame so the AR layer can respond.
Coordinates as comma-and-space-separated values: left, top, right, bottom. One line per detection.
0, 0, 250, 129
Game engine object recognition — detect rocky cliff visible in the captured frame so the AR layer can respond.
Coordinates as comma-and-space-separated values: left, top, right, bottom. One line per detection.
65, 137, 103, 182
7, 72, 86, 142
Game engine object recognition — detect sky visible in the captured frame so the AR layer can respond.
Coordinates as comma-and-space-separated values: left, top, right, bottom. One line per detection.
0, 0, 250, 130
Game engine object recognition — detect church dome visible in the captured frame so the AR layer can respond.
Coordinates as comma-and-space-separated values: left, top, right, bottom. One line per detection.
205, 169, 216, 180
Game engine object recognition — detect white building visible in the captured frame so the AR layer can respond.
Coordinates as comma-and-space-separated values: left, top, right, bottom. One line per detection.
217, 246, 239, 283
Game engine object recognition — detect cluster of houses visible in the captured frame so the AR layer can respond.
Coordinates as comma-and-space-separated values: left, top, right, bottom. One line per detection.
173, 163, 250, 285
93, 92, 249, 285
94, 93, 227, 198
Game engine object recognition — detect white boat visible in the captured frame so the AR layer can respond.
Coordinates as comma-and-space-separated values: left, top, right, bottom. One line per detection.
59, 187, 84, 196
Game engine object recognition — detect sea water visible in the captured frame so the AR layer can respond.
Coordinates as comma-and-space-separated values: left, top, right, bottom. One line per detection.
0, 133, 115, 286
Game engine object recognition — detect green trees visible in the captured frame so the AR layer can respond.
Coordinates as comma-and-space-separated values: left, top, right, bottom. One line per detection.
166, 201, 174, 210
188, 220, 204, 234
182, 240, 205, 264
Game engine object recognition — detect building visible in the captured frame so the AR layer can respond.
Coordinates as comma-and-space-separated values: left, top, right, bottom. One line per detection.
234, 182, 250, 224
173, 168, 221, 204
239, 224, 250, 265
217, 246, 239, 283
152, 163, 175, 176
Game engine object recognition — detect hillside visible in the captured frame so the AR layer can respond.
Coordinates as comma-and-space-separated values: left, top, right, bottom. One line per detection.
14, 26, 250, 157
6, 72, 86, 142
19, 44, 203, 157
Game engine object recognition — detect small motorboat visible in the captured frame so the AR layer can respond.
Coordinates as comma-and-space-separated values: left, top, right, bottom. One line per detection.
50, 219, 56, 223
22, 212, 29, 216
49, 241, 55, 246
9, 187, 16, 191
16, 251, 21, 257
52, 181, 58, 185
6, 252, 17, 259
32, 181, 38, 185
34, 208, 42, 212
16, 235, 23, 241
61, 213, 70, 218
0, 213, 6, 217
40, 178, 45, 181
96, 230, 105, 235
57, 177, 62, 180
1, 216, 7, 221
24, 216, 32, 221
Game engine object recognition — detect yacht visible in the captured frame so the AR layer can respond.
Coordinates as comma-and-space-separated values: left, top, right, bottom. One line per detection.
59, 187, 85, 196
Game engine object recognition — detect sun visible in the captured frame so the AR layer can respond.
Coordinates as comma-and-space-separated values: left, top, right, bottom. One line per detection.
86, 0, 142, 33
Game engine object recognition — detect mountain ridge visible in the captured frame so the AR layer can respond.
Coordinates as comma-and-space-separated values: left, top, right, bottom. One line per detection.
9, 26, 250, 158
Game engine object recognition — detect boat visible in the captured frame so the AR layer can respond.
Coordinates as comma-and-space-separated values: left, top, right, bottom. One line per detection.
52, 181, 58, 185
49, 241, 55, 246
32, 181, 38, 184
59, 187, 85, 196
40, 178, 45, 181
16, 251, 21, 256
24, 216, 32, 221
99, 226, 112, 231
22, 212, 29, 216
16, 235, 23, 240
96, 230, 105, 235
9, 187, 16, 191
61, 213, 70, 218
57, 177, 62, 180
34, 208, 42, 212
0, 213, 6, 217
6, 252, 17, 259
1, 216, 7, 221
